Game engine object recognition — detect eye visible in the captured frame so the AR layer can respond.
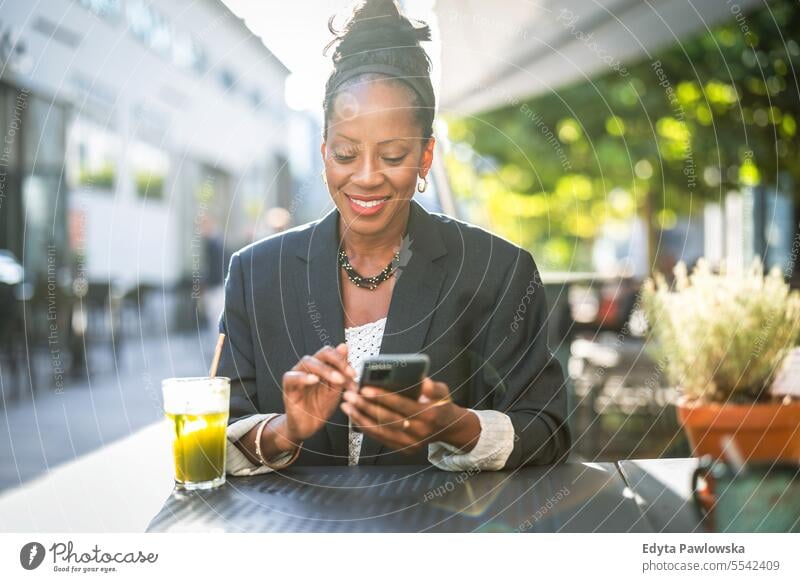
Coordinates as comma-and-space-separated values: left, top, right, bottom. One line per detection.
332, 151, 356, 163
383, 155, 407, 165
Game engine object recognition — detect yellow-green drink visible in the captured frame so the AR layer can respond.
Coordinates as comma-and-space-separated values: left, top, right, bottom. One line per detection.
162, 377, 230, 491
166, 411, 228, 483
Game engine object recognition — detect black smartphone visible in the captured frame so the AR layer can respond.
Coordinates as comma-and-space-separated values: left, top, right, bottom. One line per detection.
359, 354, 430, 398
351, 354, 430, 433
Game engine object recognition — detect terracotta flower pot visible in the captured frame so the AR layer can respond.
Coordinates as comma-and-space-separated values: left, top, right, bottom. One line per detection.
676, 395, 800, 462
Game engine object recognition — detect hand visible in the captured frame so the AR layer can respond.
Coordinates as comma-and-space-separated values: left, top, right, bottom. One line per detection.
340, 377, 480, 455
281, 343, 358, 444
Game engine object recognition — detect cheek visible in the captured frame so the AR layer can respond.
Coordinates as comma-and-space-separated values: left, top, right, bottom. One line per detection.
385, 165, 420, 194
324, 161, 348, 187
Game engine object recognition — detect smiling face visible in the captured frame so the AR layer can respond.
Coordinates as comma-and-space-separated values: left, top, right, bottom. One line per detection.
321, 77, 435, 239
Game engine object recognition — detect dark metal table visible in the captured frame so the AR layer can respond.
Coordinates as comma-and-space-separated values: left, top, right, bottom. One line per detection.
147, 463, 651, 533
616, 458, 701, 533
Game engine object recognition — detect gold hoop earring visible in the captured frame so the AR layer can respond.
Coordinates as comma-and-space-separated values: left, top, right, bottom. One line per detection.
416, 176, 428, 193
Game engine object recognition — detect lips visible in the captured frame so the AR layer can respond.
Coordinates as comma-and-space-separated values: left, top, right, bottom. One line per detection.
344, 193, 390, 216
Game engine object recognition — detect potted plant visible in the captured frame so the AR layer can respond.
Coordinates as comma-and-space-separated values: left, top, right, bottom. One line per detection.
642, 258, 800, 461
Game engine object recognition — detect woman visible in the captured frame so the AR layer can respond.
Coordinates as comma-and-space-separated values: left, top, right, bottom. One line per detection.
220, 0, 571, 475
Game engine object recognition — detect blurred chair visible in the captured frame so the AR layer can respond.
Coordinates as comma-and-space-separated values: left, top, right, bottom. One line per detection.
568, 329, 688, 461
0, 250, 25, 404
74, 280, 125, 375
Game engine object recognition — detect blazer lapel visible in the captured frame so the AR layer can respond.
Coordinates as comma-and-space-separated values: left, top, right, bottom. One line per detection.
292, 206, 349, 464
293, 200, 448, 466
358, 200, 448, 465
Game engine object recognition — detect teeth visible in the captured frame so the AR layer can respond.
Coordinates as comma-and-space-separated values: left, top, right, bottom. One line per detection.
351, 197, 387, 208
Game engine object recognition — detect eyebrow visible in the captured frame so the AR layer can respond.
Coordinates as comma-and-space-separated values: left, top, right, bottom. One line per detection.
335, 134, 410, 145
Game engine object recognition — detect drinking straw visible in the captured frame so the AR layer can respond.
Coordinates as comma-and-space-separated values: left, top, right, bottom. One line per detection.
209, 333, 226, 377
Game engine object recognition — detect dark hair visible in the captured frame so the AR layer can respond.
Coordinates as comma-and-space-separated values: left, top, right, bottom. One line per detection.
322, 0, 435, 142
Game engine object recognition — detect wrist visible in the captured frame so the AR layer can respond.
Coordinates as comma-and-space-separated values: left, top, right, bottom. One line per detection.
255, 415, 301, 470
436, 404, 481, 453
266, 414, 302, 454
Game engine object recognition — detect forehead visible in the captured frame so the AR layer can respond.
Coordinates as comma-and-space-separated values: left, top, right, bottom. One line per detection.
327, 78, 422, 143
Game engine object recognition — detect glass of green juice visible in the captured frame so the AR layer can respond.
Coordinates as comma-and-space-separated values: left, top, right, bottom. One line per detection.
162, 377, 230, 491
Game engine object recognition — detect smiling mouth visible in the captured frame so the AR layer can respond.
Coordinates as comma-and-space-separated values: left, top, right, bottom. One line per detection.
344, 194, 390, 208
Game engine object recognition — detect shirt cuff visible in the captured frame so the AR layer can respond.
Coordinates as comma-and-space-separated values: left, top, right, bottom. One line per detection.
225, 413, 294, 476
427, 409, 515, 472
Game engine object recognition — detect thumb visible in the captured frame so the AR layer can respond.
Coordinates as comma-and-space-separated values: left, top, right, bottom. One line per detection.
419, 377, 450, 403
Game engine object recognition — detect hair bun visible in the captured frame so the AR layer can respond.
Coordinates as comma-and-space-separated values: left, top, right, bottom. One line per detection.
325, 0, 431, 64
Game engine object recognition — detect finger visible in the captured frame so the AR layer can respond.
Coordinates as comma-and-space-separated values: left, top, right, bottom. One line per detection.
359, 386, 424, 418
342, 390, 408, 430
283, 370, 320, 392
349, 423, 408, 452
357, 426, 417, 454
420, 377, 449, 398
341, 402, 416, 450
295, 356, 348, 390
316, 345, 358, 382
319, 343, 354, 375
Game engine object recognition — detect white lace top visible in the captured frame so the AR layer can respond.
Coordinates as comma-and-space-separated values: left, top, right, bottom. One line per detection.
344, 317, 388, 465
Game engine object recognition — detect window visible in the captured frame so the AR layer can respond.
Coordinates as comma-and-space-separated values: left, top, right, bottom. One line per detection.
130, 141, 169, 201
126, 0, 171, 58
172, 31, 207, 75
218, 68, 237, 92
125, 1, 208, 75
67, 117, 119, 192
76, 0, 122, 22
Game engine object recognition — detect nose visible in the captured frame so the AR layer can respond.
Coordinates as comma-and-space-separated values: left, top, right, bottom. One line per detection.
350, 152, 384, 190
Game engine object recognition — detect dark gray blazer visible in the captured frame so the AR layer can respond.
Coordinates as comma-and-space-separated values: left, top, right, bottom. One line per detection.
218, 199, 571, 468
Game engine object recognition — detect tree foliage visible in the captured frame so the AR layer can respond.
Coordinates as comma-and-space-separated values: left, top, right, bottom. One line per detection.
445, 0, 800, 271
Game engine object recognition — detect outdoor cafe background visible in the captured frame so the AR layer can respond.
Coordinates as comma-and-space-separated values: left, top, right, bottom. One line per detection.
1, 0, 800, 531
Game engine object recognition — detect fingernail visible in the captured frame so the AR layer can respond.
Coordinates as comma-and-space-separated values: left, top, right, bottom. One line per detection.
331, 371, 345, 384
342, 391, 354, 402
361, 387, 375, 397
305, 373, 319, 383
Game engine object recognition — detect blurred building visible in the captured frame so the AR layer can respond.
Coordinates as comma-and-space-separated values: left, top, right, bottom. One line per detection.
705, 178, 796, 276
1, 0, 291, 342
